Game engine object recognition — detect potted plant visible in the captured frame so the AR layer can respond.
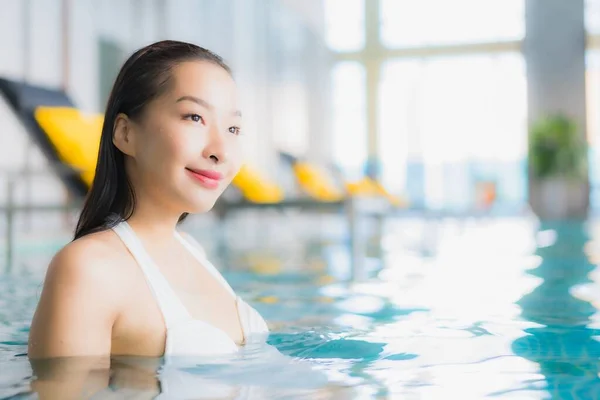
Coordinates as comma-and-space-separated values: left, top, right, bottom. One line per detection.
528, 114, 589, 220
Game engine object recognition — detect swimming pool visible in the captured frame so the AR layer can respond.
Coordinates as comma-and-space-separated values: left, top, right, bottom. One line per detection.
1, 216, 600, 398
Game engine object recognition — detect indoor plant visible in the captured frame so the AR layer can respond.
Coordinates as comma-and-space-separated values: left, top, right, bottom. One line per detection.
528, 114, 589, 219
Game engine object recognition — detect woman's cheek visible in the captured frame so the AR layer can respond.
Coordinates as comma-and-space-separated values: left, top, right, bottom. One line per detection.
163, 128, 194, 162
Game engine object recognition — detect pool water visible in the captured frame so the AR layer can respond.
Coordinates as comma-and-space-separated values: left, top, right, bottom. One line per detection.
2, 217, 600, 399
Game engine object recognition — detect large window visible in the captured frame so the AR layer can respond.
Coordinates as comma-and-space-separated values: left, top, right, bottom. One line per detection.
588, 0, 600, 211
587, 0, 600, 36
380, 0, 525, 48
324, 0, 365, 52
326, 0, 527, 210
587, 0, 600, 211
331, 62, 367, 180
272, 82, 309, 157
588, 52, 600, 210
379, 53, 527, 209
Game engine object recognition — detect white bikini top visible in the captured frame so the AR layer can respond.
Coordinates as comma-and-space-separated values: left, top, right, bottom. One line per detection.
111, 220, 269, 358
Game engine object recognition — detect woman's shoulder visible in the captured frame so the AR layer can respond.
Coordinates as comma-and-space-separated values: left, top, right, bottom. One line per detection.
55, 229, 123, 264
28, 229, 133, 358
45, 229, 133, 295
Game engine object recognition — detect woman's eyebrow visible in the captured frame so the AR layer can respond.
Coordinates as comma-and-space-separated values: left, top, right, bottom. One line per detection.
176, 95, 242, 117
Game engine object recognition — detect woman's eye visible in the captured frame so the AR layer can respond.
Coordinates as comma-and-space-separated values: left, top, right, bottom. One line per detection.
184, 114, 203, 123
229, 126, 241, 135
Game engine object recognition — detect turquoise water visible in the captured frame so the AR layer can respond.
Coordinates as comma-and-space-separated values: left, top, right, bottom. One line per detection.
2, 218, 600, 398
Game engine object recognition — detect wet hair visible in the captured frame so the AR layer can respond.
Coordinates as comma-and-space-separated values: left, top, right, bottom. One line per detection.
74, 40, 231, 240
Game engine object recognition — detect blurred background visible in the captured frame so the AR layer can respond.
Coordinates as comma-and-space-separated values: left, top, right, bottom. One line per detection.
4, 1, 600, 398
0, 0, 596, 276
0, 0, 597, 272
0, 1, 597, 221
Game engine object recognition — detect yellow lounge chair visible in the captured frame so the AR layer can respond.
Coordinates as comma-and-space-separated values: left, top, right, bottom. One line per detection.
284, 152, 408, 207
346, 177, 409, 207
34, 106, 103, 188
231, 164, 285, 203
291, 161, 345, 202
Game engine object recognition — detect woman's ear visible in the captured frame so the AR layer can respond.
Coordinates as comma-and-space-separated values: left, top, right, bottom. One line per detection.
113, 113, 136, 157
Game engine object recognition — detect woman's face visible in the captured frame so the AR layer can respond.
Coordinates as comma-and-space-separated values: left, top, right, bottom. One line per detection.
119, 60, 244, 215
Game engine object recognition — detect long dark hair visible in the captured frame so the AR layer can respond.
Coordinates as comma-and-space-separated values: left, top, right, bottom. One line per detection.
74, 40, 231, 240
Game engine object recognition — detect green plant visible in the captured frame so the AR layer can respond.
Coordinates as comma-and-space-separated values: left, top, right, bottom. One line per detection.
528, 114, 588, 179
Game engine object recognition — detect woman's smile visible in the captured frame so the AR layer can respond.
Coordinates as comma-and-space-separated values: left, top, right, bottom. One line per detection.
185, 167, 223, 189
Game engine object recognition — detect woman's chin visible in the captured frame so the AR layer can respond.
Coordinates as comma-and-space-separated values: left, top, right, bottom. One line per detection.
185, 197, 220, 214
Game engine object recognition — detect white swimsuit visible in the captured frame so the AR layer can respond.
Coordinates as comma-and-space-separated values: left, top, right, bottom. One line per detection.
101, 221, 335, 399
111, 220, 269, 357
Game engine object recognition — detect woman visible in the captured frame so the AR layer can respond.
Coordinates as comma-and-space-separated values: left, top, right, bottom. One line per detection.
28, 40, 268, 360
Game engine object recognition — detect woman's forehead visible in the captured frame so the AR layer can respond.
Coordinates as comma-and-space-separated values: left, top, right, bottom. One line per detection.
168, 61, 239, 110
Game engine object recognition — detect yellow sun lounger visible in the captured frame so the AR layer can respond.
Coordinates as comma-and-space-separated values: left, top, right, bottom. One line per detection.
34, 106, 103, 188
0, 78, 93, 196
231, 164, 285, 203
286, 155, 408, 207
291, 161, 345, 202
345, 177, 409, 207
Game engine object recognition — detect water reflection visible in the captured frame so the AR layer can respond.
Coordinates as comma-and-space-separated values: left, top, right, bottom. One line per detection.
511, 221, 600, 399
24, 345, 355, 399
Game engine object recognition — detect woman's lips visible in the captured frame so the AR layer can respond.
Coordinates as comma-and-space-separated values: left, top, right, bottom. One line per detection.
185, 168, 223, 189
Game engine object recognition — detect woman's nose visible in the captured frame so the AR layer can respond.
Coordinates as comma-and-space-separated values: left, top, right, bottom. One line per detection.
202, 125, 228, 164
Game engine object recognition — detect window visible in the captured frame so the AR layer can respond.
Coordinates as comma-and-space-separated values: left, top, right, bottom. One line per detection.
272, 82, 309, 156
587, 51, 600, 210
324, 0, 365, 52
327, 0, 528, 211
587, 0, 600, 35
587, 51, 600, 146
380, 0, 525, 48
587, 3, 600, 212
331, 62, 367, 180
379, 53, 527, 209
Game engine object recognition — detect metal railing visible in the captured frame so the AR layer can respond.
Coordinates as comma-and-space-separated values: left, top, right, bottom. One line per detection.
0, 165, 390, 280
1, 166, 82, 273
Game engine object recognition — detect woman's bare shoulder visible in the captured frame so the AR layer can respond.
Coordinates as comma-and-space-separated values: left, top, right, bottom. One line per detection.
28, 229, 132, 358
45, 229, 132, 294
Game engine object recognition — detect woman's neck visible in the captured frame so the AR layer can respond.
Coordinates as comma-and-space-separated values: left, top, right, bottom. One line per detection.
125, 201, 182, 244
